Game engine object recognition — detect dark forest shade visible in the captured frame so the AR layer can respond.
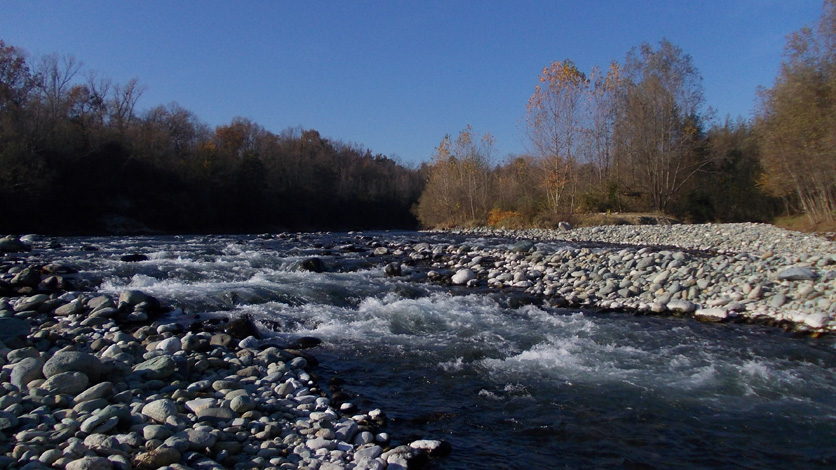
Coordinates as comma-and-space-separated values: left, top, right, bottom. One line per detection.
0, 42, 425, 234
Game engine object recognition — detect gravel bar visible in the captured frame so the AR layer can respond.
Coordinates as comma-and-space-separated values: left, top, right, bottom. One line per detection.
418, 222, 836, 334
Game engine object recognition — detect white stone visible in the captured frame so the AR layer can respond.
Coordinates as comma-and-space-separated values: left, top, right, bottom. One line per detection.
778, 267, 818, 281
409, 439, 449, 455
695, 308, 728, 322
306, 437, 336, 451
185, 398, 216, 414
805, 312, 830, 329
156, 337, 182, 353
354, 445, 383, 460
451, 269, 476, 285
141, 399, 177, 424
239, 336, 260, 349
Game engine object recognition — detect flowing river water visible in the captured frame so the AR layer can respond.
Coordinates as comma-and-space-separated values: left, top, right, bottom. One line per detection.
32, 232, 836, 469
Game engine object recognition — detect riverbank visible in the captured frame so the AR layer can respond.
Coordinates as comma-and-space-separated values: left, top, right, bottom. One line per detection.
410, 222, 836, 334
0, 235, 449, 469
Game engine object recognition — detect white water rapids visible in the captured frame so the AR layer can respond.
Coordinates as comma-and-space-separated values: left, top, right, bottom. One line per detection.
32, 233, 836, 469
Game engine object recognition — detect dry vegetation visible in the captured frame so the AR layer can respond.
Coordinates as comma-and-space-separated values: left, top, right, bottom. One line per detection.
416, 1, 836, 230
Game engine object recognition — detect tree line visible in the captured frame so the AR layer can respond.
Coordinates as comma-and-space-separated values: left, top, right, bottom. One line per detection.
0, 41, 424, 234
418, 1, 836, 228
3, 1, 834, 234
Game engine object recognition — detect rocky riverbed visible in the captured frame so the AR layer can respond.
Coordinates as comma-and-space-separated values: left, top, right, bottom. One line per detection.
0, 236, 449, 470
419, 222, 836, 334
1, 221, 835, 470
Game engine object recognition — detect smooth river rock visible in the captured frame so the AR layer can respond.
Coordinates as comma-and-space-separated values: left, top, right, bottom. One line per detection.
42, 351, 102, 381
777, 267, 818, 281
132, 355, 175, 379
452, 269, 476, 285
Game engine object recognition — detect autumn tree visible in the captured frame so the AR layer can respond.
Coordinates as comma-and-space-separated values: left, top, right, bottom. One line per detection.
584, 62, 621, 186
415, 134, 456, 227
757, 0, 836, 221
492, 154, 545, 224
524, 60, 589, 212
613, 39, 708, 213
0, 41, 36, 112
0, 41, 50, 220
415, 126, 495, 227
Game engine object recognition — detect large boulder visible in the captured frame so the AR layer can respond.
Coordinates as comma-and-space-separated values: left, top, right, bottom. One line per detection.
384, 262, 402, 277
298, 257, 326, 273
42, 351, 103, 382
118, 290, 156, 310
225, 314, 261, 339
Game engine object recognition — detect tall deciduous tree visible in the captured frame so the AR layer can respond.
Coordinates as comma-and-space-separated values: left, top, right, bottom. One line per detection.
415, 126, 494, 227
0, 41, 35, 112
757, 0, 836, 221
524, 60, 589, 212
614, 39, 707, 213
584, 62, 621, 186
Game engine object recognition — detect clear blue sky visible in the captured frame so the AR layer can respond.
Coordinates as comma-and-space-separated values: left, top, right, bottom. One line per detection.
2, 0, 824, 166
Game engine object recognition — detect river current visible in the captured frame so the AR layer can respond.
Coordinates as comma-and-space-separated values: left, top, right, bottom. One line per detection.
33, 232, 836, 469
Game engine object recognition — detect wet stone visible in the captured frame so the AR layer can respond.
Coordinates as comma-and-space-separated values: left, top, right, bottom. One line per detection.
451, 269, 476, 285
0, 318, 32, 349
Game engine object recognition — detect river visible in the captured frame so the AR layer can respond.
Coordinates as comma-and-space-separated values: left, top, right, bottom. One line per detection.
33, 232, 836, 469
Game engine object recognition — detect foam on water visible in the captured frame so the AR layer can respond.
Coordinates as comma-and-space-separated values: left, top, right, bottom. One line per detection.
44, 233, 836, 468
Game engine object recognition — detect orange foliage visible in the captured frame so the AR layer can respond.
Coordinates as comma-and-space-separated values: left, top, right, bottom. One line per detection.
487, 208, 523, 228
